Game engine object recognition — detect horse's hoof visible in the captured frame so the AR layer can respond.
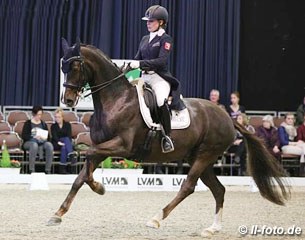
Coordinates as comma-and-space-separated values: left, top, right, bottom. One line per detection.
146, 219, 160, 229
47, 215, 62, 226
201, 227, 220, 238
95, 182, 106, 195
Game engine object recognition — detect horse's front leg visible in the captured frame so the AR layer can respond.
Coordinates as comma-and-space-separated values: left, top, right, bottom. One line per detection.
85, 152, 107, 195
47, 159, 89, 225
47, 151, 106, 226
47, 136, 129, 226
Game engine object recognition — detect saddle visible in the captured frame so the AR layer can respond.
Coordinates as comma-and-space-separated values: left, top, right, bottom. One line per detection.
131, 79, 190, 159
143, 83, 160, 124
132, 79, 190, 130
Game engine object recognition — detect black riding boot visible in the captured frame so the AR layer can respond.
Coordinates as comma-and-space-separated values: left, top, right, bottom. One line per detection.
159, 103, 174, 153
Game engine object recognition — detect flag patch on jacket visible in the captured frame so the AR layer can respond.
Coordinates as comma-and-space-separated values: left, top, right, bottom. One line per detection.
164, 42, 171, 50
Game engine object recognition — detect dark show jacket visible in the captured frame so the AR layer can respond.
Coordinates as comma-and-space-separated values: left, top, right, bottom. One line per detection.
135, 33, 185, 110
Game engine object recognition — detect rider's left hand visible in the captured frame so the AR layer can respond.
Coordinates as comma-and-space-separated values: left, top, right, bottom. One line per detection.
129, 61, 140, 69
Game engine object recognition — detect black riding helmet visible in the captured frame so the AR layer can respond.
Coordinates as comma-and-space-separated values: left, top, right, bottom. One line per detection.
142, 5, 168, 24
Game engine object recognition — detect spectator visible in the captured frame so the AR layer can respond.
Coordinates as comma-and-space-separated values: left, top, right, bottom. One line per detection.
296, 96, 305, 126
228, 117, 247, 176
278, 113, 305, 176
209, 89, 225, 110
51, 108, 77, 174
22, 106, 53, 174
227, 91, 246, 119
238, 113, 255, 133
297, 114, 305, 142
227, 113, 249, 176
256, 115, 281, 161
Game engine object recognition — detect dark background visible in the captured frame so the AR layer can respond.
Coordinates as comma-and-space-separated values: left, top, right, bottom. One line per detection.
239, 0, 305, 111
1, 0, 304, 111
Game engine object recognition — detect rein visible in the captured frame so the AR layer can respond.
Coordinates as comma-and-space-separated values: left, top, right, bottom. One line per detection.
62, 55, 127, 99
83, 72, 126, 98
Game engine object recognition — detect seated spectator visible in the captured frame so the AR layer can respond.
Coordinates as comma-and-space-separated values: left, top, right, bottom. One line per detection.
226, 91, 246, 119
22, 106, 53, 174
51, 108, 77, 174
278, 113, 305, 176
256, 115, 281, 161
209, 89, 225, 110
297, 114, 305, 142
296, 96, 305, 126
227, 113, 249, 176
228, 116, 247, 176
238, 113, 255, 133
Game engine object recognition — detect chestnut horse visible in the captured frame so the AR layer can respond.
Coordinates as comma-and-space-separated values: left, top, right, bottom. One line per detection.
48, 38, 289, 237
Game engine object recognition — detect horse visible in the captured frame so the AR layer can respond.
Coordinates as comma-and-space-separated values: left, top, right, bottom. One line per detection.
47, 38, 290, 237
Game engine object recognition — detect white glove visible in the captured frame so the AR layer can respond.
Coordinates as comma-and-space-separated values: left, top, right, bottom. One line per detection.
129, 60, 140, 69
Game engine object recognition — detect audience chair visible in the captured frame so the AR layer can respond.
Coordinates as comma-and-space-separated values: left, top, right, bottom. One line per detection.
7, 111, 29, 126
74, 132, 92, 162
70, 121, 89, 139
248, 116, 263, 130
41, 111, 54, 122
63, 111, 79, 122
45, 121, 54, 138
13, 120, 26, 137
80, 112, 93, 127
0, 121, 11, 132
0, 131, 24, 170
273, 116, 285, 128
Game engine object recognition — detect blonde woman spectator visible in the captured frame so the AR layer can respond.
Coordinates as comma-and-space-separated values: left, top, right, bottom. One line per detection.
209, 89, 225, 109
51, 108, 77, 174
237, 113, 255, 133
256, 115, 281, 161
278, 113, 305, 176
226, 91, 245, 119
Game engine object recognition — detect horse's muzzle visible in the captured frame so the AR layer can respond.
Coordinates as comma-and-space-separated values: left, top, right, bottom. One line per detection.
65, 98, 75, 107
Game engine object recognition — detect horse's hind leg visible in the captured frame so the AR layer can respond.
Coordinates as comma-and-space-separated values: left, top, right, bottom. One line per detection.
199, 164, 225, 237
146, 155, 212, 229
47, 154, 105, 226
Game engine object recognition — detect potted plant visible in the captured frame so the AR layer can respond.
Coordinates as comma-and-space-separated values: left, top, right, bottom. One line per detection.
100, 157, 143, 174
0, 140, 21, 174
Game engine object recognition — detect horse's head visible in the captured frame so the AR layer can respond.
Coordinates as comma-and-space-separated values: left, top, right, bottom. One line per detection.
61, 38, 87, 107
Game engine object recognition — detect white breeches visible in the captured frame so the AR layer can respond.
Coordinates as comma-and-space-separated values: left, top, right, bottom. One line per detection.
282, 142, 305, 163
142, 73, 170, 107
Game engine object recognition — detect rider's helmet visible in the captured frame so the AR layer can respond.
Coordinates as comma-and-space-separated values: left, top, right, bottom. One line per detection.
142, 5, 168, 24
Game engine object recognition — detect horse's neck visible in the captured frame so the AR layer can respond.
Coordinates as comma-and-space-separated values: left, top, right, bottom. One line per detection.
82, 46, 138, 117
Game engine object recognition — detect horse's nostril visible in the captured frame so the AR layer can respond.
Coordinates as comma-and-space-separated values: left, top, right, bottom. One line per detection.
66, 99, 74, 106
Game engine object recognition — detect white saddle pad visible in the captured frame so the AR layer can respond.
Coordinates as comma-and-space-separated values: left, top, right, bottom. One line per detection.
134, 79, 190, 130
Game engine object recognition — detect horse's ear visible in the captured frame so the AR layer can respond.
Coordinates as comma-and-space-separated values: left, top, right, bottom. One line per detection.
61, 38, 69, 55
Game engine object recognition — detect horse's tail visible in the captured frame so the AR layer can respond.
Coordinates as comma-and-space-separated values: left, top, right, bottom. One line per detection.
234, 122, 290, 205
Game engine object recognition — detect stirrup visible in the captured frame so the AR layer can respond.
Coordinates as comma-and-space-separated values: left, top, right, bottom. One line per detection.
161, 136, 174, 153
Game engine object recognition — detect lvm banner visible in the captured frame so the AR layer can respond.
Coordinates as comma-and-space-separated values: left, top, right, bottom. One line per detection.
92, 171, 208, 192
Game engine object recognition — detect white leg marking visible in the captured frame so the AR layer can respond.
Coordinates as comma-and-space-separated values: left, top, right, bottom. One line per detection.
146, 210, 163, 229
201, 208, 223, 237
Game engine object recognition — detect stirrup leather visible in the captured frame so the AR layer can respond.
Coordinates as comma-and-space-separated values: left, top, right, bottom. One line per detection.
161, 136, 174, 153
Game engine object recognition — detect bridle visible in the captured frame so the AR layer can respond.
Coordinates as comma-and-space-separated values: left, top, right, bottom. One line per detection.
61, 55, 126, 102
